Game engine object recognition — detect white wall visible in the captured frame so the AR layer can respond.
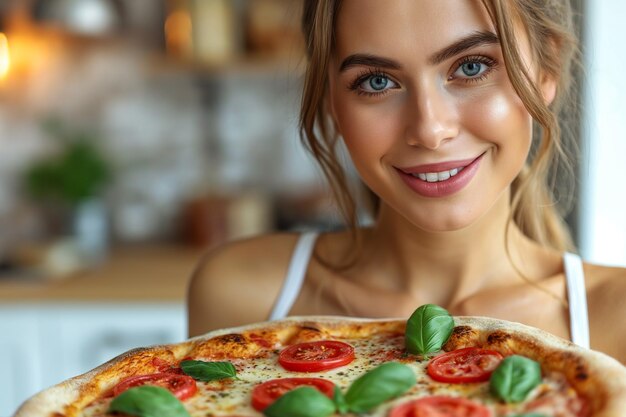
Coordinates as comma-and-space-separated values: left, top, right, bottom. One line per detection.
579, 0, 626, 265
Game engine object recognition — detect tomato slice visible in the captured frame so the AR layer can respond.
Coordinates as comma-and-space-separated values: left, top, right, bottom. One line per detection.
251, 377, 336, 411
112, 373, 198, 401
278, 340, 355, 372
427, 347, 503, 383
388, 396, 491, 417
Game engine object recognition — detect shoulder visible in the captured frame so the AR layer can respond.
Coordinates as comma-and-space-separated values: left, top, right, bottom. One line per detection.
583, 261, 626, 299
187, 232, 303, 337
193, 232, 303, 282
583, 262, 626, 363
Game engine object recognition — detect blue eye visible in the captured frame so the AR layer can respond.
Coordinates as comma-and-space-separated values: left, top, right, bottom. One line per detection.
460, 62, 482, 77
358, 74, 397, 94
451, 57, 496, 81
369, 75, 389, 90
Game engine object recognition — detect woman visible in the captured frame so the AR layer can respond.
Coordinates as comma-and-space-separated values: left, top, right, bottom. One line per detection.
188, 0, 626, 363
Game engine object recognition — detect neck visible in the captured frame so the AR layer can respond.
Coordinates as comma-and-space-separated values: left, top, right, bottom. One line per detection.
364, 190, 537, 308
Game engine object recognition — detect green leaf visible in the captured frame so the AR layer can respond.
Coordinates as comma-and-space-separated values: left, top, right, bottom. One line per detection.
344, 362, 416, 413
405, 304, 455, 355
180, 360, 237, 382
489, 355, 542, 403
107, 386, 190, 417
332, 385, 348, 414
24, 136, 110, 206
263, 386, 336, 417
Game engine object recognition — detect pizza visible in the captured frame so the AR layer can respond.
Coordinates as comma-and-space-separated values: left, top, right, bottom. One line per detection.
14, 305, 626, 417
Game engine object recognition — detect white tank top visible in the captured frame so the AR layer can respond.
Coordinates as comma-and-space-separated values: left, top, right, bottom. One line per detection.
269, 232, 590, 349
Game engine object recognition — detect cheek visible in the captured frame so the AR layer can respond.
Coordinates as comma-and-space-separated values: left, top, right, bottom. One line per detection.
462, 90, 532, 155
332, 94, 402, 172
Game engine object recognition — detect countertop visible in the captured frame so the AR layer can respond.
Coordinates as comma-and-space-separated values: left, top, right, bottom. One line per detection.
0, 245, 206, 302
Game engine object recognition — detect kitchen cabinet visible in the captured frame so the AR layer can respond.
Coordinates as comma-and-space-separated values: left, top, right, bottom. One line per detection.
0, 244, 203, 417
0, 303, 185, 417
0, 307, 42, 417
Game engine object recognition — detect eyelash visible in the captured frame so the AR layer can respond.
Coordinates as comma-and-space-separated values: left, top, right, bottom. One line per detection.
348, 67, 394, 97
452, 55, 498, 83
347, 55, 499, 97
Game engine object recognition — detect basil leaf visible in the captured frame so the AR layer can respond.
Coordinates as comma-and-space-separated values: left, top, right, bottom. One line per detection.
107, 386, 190, 417
263, 386, 336, 417
344, 362, 416, 413
405, 304, 455, 355
490, 355, 542, 403
180, 360, 237, 382
333, 385, 348, 415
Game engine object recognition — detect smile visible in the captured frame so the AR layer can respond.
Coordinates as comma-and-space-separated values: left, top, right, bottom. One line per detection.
396, 153, 485, 198
411, 167, 464, 182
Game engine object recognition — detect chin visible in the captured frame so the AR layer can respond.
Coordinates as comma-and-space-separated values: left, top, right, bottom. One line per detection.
405, 207, 483, 233
418, 219, 478, 234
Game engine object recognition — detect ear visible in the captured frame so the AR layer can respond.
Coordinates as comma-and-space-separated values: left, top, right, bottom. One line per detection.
540, 71, 557, 106
538, 37, 559, 106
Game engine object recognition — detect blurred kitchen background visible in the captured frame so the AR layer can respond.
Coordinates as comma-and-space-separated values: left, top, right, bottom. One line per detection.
0, 0, 624, 415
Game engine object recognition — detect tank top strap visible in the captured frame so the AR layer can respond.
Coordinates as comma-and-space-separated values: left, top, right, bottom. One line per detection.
563, 252, 590, 349
268, 232, 319, 321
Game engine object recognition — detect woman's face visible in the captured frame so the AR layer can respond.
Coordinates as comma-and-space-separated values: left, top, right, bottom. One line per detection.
328, 0, 552, 232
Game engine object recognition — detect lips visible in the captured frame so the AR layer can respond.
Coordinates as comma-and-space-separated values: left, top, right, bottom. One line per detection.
399, 156, 479, 175
396, 153, 485, 198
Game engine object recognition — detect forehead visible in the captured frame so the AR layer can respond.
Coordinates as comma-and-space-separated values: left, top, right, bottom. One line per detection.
334, 0, 496, 60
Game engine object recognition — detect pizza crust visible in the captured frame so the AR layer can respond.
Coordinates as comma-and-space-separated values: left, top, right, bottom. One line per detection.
447, 317, 626, 417
14, 316, 626, 417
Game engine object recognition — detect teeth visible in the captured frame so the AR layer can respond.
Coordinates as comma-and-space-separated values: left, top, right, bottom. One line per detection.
412, 167, 464, 182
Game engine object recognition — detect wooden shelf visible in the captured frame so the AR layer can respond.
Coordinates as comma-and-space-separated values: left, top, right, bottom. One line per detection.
145, 53, 306, 78
0, 244, 206, 302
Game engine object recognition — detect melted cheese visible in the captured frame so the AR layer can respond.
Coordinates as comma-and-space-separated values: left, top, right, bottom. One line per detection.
79, 333, 587, 417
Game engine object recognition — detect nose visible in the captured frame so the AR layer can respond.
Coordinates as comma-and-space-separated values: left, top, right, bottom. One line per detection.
403, 84, 458, 150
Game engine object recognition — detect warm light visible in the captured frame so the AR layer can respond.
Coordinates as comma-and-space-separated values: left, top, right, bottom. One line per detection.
0, 33, 10, 80
165, 10, 192, 57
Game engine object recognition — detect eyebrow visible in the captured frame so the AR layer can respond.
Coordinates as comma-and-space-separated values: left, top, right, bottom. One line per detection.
429, 30, 499, 65
339, 30, 499, 72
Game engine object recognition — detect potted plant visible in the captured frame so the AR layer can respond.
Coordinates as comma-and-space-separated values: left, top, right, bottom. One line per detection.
23, 119, 111, 263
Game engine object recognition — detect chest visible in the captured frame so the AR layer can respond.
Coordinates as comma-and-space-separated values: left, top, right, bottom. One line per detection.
290, 271, 573, 342
448, 288, 572, 341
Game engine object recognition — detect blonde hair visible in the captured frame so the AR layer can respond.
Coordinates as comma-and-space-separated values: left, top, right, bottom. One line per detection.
300, 0, 579, 263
